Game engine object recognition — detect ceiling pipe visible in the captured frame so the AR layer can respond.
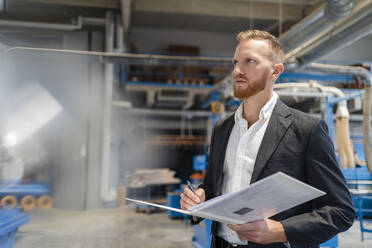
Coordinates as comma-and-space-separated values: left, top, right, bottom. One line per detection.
285, 0, 372, 67
308, 63, 372, 174
0, 16, 105, 31
279, 0, 355, 53
8, 46, 233, 67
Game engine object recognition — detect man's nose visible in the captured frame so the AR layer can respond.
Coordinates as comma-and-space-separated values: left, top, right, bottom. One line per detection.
233, 64, 243, 77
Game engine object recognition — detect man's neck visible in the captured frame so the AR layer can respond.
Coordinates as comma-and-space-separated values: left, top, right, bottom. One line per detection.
242, 91, 272, 127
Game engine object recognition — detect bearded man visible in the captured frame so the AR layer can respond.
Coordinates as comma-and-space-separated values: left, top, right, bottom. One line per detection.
180, 29, 354, 248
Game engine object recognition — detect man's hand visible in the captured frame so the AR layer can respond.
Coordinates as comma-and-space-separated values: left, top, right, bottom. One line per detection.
227, 219, 288, 244
180, 188, 205, 210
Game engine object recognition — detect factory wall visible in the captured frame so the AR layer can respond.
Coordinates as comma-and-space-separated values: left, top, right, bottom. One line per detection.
56, 31, 109, 210
51, 31, 91, 210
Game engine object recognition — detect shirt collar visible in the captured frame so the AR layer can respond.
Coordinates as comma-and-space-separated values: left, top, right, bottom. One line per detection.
234, 92, 278, 123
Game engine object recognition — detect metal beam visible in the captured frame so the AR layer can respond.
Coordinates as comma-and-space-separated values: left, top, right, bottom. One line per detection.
104, 54, 232, 67
11, 0, 311, 22
133, 0, 306, 21
15, 0, 119, 8
8, 46, 233, 67
227, 0, 320, 5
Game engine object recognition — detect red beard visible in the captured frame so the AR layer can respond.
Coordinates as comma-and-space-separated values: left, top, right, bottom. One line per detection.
233, 70, 269, 99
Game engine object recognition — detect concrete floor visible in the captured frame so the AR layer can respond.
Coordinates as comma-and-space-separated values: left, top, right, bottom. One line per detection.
14, 206, 372, 248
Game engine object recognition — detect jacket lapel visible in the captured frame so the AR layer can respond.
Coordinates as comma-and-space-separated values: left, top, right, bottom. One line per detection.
250, 100, 293, 184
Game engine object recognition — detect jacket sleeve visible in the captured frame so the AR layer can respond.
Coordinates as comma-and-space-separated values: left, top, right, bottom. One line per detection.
281, 119, 355, 246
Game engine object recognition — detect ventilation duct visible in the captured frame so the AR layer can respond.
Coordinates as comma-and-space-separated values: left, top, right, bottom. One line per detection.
285, 0, 372, 67
279, 0, 355, 53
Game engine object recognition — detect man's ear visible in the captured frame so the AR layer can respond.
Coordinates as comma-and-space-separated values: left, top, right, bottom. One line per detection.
272, 63, 284, 80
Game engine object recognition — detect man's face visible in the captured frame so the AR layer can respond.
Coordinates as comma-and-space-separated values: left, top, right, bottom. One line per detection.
232, 39, 275, 99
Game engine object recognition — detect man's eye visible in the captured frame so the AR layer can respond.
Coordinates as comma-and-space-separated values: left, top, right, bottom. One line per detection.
232, 60, 238, 65
247, 59, 255, 63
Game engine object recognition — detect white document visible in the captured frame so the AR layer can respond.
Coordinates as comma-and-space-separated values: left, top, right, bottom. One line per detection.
126, 172, 326, 224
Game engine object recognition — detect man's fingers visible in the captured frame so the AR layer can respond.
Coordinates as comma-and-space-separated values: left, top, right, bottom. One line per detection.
228, 219, 286, 244
183, 187, 201, 203
228, 221, 262, 232
195, 188, 205, 201
180, 187, 206, 210
180, 193, 198, 207
180, 197, 194, 210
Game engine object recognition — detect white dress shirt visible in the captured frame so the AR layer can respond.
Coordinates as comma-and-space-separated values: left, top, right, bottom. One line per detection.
217, 93, 278, 246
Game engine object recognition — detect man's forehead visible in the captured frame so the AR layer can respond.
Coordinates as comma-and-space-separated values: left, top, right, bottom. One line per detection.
234, 39, 272, 58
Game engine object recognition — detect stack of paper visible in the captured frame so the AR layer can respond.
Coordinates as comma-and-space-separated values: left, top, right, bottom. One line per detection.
126, 172, 325, 224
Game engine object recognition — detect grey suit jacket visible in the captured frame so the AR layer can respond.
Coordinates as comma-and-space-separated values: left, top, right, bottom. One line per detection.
198, 100, 355, 248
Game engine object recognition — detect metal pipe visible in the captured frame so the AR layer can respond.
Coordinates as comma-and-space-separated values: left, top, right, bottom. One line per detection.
279, 0, 355, 53
0, 17, 82, 30
115, 14, 125, 53
80, 17, 106, 27
101, 12, 116, 204
8, 46, 233, 67
286, 0, 372, 66
0, 16, 105, 31
308, 62, 372, 173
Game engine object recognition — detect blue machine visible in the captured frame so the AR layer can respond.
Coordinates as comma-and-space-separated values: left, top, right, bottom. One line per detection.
193, 155, 207, 171
192, 219, 212, 248
167, 155, 207, 218
0, 208, 29, 248
167, 189, 185, 219
343, 166, 372, 217
0, 183, 51, 199
342, 136, 372, 216
0, 182, 52, 210
356, 196, 372, 241
320, 236, 339, 248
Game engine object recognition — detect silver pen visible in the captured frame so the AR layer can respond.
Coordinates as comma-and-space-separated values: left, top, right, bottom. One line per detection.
186, 180, 197, 194
186, 180, 199, 222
